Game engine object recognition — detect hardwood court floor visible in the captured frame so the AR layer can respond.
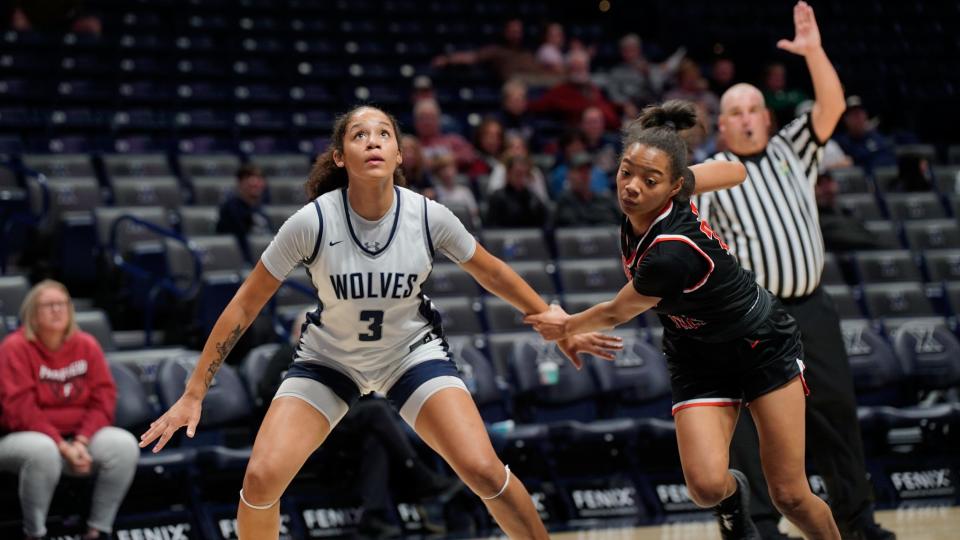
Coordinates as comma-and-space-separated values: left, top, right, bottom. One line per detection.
475, 507, 960, 540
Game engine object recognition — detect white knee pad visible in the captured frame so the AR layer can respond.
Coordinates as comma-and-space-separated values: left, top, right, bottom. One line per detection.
480, 464, 511, 500
239, 489, 278, 510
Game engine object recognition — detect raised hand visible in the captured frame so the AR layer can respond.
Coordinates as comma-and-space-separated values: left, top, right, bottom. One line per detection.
777, 1, 822, 57
523, 304, 570, 341
139, 393, 203, 453
558, 333, 624, 369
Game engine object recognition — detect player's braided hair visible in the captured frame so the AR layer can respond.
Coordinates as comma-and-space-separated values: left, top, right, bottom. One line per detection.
621, 99, 697, 201
305, 105, 406, 200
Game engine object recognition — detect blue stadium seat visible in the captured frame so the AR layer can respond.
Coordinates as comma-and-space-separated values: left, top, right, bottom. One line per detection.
190, 176, 235, 206
593, 333, 672, 419
903, 219, 960, 250
863, 282, 937, 319
112, 177, 184, 210
840, 319, 911, 406
421, 263, 478, 298
506, 338, 606, 424
75, 309, 117, 353
102, 153, 173, 178
447, 336, 512, 424
836, 194, 883, 221
558, 258, 626, 295
830, 166, 870, 194
155, 353, 255, 467
923, 249, 960, 283
892, 320, 960, 394
852, 250, 923, 284
481, 229, 551, 261
430, 296, 483, 336
240, 343, 283, 409
823, 284, 865, 319
885, 193, 948, 221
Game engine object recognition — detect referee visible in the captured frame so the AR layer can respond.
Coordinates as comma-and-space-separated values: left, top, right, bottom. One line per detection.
693, 3, 895, 540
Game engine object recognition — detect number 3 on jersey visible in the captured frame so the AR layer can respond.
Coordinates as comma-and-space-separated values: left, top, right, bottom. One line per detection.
359, 310, 384, 341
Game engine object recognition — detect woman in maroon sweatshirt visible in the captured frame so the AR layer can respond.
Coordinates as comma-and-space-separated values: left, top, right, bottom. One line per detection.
0, 280, 138, 540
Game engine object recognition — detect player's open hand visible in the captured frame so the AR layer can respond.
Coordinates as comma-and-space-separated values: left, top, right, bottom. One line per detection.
558, 333, 624, 369
139, 393, 202, 453
777, 1, 822, 57
523, 304, 570, 341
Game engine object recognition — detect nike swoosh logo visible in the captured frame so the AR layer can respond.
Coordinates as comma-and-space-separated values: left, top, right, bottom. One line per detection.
328, 240, 343, 246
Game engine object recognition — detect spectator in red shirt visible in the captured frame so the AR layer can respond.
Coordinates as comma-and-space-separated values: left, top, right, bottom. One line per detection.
413, 98, 477, 170
528, 50, 620, 129
0, 280, 139, 540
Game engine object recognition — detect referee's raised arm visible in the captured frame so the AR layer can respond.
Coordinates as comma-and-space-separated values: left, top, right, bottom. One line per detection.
776, 0, 845, 142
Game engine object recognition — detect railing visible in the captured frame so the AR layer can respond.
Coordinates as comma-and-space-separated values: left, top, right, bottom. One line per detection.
108, 214, 201, 346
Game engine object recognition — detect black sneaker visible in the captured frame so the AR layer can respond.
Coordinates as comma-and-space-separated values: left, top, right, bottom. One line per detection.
714, 469, 762, 540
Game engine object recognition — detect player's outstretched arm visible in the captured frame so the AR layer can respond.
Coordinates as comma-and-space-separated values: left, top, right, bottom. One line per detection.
525, 281, 659, 341
139, 262, 281, 453
460, 243, 622, 366
689, 161, 748, 194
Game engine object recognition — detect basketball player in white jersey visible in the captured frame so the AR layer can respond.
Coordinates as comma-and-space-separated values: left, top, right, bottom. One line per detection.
138, 105, 624, 539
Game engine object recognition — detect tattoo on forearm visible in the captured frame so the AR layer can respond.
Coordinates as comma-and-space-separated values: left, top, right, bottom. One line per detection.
205, 324, 243, 390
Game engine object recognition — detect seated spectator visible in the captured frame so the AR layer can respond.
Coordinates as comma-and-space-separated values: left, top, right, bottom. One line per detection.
832, 96, 897, 172
709, 57, 737, 96
468, 118, 505, 179
0, 280, 139, 540
216, 164, 271, 262
432, 153, 480, 225
580, 106, 620, 175
256, 315, 464, 539
665, 59, 720, 121
554, 153, 621, 227
485, 155, 549, 228
889, 150, 934, 192
431, 18, 555, 85
815, 171, 885, 252
485, 134, 549, 202
535, 22, 566, 75
408, 76, 461, 135
413, 99, 477, 170
528, 50, 620, 129
550, 129, 610, 196
400, 135, 435, 196
600, 33, 685, 108
497, 79, 541, 151
762, 62, 809, 129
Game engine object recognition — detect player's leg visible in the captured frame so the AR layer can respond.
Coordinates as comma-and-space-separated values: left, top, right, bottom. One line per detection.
673, 403, 740, 507
385, 354, 547, 539
238, 371, 357, 539
413, 386, 548, 539
750, 377, 840, 540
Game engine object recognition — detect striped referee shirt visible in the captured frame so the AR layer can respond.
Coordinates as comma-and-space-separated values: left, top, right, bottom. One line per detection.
692, 112, 825, 299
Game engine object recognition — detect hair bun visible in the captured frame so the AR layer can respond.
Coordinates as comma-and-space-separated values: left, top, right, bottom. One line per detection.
635, 100, 698, 132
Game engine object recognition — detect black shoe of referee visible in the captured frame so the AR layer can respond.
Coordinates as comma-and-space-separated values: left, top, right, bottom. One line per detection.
714, 469, 762, 540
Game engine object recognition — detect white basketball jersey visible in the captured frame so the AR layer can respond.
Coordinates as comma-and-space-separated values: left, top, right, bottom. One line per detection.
297, 187, 442, 371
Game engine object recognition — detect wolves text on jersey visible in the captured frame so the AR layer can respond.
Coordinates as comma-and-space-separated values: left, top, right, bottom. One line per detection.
329, 272, 420, 300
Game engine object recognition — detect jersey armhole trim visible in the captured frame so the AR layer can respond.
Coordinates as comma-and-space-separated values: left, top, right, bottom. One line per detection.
304, 199, 324, 265
636, 235, 715, 293
423, 197, 435, 259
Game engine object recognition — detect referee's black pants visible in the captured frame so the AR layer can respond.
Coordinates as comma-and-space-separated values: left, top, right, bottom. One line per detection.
729, 286, 874, 533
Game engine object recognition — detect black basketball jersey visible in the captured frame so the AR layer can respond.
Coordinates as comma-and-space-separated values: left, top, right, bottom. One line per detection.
620, 199, 772, 343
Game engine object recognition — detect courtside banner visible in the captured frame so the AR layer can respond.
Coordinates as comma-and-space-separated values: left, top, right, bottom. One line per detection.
636, 471, 711, 523
208, 504, 297, 540
563, 476, 646, 526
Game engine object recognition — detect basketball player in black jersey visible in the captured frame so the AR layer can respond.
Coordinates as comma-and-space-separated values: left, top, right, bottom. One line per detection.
526, 101, 840, 540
